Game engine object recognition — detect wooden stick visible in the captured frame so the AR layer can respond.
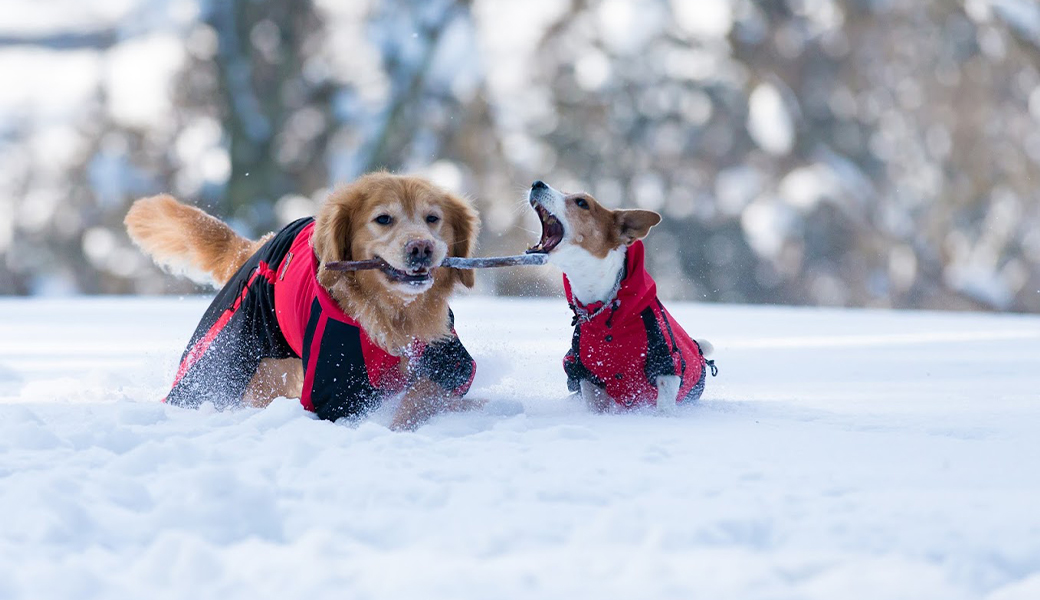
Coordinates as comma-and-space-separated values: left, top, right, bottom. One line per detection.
323, 258, 386, 272
324, 253, 548, 272
442, 254, 548, 269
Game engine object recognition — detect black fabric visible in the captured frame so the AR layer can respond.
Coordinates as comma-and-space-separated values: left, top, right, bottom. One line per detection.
681, 365, 707, 404
164, 218, 311, 410
303, 307, 476, 421
641, 306, 676, 383
564, 326, 602, 393
307, 308, 382, 422
264, 217, 314, 267
301, 297, 323, 357
416, 335, 475, 393
655, 299, 687, 377
164, 261, 288, 409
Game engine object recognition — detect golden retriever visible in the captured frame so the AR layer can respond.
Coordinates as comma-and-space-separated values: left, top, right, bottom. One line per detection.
125, 172, 481, 429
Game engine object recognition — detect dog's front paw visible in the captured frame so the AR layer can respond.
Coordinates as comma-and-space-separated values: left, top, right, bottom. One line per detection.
580, 380, 614, 413
655, 375, 681, 412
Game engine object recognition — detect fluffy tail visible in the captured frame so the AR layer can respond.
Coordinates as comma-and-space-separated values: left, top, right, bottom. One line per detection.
124, 194, 266, 287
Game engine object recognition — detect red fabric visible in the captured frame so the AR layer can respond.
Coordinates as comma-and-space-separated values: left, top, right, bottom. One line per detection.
272, 222, 430, 411
272, 222, 320, 356
563, 240, 704, 407
299, 310, 327, 412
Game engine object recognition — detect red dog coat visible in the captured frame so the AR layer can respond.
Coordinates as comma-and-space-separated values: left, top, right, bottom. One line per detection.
562, 240, 713, 407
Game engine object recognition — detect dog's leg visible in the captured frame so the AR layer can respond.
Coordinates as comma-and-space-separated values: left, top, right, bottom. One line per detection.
655, 375, 681, 412
580, 379, 614, 413
243, 358, 304, 407
390, 378, 488, 430
391, 379, 442, 430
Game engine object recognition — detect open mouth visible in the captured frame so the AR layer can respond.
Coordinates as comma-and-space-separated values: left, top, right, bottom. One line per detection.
526, 202, 565, 254
375, 257, 433, 286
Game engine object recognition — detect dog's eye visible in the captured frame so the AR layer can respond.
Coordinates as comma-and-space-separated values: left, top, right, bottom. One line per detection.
425, 214, 441, 224
575, 197, 590, 210
374, 214, 393, 226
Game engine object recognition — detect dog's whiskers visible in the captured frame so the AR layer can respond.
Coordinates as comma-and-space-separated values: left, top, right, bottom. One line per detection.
511, 197, 536, 218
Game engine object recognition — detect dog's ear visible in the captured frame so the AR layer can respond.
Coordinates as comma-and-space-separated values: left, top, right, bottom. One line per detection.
313, 187, 360, 291
443, 194, 480, 288
615, 209, 661, 246
313, 197, 354, 262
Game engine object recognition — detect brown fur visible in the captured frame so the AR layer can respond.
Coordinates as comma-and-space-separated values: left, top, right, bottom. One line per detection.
243, 358, 304, 407
390, 376, 485, 430
314, 173, 478, 352
615, 208, 661, 246
558, 192, 661, 258
125, 173, 480, 429
124, 194, 269, 286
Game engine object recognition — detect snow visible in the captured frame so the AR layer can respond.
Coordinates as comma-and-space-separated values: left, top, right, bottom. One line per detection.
596, 0, 667, 55
748, 82, 796, 156
670, 0, 733, 41
0, 0, 194, 136
989, 0, 1040, 46
0, 0, 138, 37
2, 296, 1040, 599
104, 33, 187, 129
0, 49, 102, 123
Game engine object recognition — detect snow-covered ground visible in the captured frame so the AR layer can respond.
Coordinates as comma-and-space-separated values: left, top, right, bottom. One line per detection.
2, 296, 1039, 600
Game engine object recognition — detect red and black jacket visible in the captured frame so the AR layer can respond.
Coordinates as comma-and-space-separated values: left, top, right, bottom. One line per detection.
562, 240, 713, 408
165, 218, 476, 421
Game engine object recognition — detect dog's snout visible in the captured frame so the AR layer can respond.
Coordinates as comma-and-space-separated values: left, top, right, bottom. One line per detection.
531, 180, 547, 191
405, 239, 435, 268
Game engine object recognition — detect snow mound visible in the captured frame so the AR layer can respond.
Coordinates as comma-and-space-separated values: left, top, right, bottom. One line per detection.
2, 296, 1040, 599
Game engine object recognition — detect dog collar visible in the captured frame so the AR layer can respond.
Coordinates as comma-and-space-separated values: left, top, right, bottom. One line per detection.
569, 264, 626, 327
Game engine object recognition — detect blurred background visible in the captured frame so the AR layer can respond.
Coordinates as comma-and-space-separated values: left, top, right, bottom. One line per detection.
1, 0, 1039, 312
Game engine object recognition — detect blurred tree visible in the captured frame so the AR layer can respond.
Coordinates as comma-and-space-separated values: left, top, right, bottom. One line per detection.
197, 0, 334, 232
520, 0, 1040, 311
1, 0, 1039, 313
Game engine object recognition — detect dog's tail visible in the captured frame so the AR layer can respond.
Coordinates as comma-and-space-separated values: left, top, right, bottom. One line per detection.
124, 194, 267, 287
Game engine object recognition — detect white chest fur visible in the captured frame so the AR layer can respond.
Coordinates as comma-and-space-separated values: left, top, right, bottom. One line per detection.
549, 245, 627, 306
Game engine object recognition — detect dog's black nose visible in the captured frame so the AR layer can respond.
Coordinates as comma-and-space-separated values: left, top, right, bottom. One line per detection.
405, 239, 434, 269
531, 180, 547, 191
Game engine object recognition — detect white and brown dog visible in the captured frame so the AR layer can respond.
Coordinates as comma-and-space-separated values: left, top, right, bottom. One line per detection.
526, 180, 715, 412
